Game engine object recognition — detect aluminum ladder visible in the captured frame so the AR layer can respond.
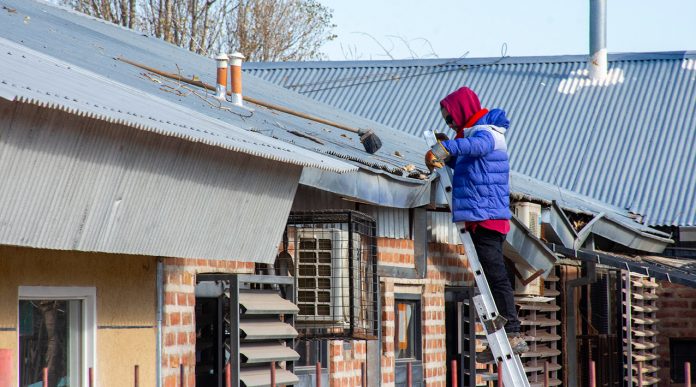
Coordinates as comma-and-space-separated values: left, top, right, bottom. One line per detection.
424, 130, 531, 387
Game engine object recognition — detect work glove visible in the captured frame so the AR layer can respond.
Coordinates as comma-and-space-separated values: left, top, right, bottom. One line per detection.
425, 133, 451, 172
425, 150, 444, 172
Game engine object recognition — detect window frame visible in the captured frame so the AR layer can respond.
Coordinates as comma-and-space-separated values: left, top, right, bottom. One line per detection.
394, 293, 422, 362
18, 286, 97, 387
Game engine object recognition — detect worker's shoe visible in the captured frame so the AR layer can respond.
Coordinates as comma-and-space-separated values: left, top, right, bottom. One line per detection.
476, 333, 529, 364
508, 332, 530, 354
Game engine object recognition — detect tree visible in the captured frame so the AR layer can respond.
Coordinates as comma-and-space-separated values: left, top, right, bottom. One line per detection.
63, 0, 336, 60
228, 0, 336, 62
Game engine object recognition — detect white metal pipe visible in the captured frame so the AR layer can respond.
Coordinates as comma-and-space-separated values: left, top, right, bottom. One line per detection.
589, 0, 608, 81
156, 257, 163, 387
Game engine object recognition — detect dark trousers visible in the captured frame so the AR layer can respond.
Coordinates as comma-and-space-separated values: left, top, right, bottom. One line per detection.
470, 227, 521, 333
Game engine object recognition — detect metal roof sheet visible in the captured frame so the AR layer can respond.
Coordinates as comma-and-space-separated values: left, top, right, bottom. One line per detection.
247, 52, 696, 227
0, 38, 352, 174
0, 0, 428, 184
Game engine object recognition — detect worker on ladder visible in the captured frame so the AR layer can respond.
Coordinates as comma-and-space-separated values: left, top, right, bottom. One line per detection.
425, 86, 529, 362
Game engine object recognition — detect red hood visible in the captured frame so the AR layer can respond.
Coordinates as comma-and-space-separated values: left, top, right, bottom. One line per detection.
440, 87, 483, 130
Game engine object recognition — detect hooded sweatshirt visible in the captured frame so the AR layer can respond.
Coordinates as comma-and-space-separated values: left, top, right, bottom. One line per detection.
439, 87, 512, 230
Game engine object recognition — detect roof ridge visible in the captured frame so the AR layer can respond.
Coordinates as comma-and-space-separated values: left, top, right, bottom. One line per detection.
247, 50, 696, 70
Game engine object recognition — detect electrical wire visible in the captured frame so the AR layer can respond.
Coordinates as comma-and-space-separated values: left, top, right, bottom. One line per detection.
288, 44, 511, 95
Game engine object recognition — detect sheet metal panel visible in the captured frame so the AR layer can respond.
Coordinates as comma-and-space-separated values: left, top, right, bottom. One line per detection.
362, 206, 410, 239
240, 367, 299, 387
239, 292, 300, 315
0, 101, 299, 263
428, 211, 459, 244
240, 343, 300, 364
0, 0, 429, 193
248, 52, 696, 226
239, 320, 298, 340
0, 38, 352, 174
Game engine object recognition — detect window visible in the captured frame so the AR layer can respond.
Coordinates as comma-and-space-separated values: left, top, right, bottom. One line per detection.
18, 287, 96, 387
394, 297, 421, 360
670, 339, 696, 383
294, 340, 329, 369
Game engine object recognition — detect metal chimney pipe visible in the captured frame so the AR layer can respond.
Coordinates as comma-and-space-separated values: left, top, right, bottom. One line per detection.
215, 53, 229, 100
589, 0, 608, 81
229, 52, 245, 107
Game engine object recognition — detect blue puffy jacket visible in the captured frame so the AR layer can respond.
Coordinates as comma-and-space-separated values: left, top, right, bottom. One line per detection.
440, 109, 512, 222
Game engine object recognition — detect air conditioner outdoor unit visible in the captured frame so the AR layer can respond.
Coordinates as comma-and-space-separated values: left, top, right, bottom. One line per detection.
512, 202, 544, 296
294, 228, 361, 327
514, 202, 542, 238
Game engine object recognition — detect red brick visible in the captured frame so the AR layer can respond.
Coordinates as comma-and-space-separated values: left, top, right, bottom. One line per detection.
182, 312, 193, 326
177, 332, 188, 345
165, 333, 176, 346
169, 312, 181, 326
164, 375, 177, 387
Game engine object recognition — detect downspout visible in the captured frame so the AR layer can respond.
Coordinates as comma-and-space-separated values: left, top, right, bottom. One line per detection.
589, 0, 608, 81
565, 260, 596, 387
156, 257, 164, 387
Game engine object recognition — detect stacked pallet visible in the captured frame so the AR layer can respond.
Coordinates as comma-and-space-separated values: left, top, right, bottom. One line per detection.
622, 272, 660, 386
477, 268, 563, 386
518, 270, 562, 387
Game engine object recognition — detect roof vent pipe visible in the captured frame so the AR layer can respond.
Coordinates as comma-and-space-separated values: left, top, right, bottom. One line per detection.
589, 0, 608, 81
229, 52, 245, 107
214, 53, 229, 100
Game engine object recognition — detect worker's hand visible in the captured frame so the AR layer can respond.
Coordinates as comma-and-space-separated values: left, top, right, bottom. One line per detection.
425, 150, 444, 172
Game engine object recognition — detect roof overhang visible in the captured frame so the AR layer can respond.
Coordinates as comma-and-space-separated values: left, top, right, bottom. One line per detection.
299, 168, 431, 208
549, 244, 696, 288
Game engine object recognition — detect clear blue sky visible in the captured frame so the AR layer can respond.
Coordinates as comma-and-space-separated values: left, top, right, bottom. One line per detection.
320, 0, 696, 60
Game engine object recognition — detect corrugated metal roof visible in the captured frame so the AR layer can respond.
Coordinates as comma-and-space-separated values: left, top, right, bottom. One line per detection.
0, 100, 301, 263
247, 52, 696, 226
0, 0, 429, 183
0, 38, 352, 174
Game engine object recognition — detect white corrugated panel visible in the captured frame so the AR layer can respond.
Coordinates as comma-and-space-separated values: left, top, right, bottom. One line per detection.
362, 205, 410, 239
291, 186, 356, 211
428, 212, 460, 244
0, 101, 301, 263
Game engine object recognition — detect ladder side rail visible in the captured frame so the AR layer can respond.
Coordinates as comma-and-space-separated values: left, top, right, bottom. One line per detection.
424, 130, 531, 387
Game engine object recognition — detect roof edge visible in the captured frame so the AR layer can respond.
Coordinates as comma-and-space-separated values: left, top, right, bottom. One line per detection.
246, 50, 696, 70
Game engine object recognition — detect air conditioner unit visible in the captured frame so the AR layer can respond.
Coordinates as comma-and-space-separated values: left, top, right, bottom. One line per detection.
512, 202, 544, 296
514, 202, 542, 238
293, 228, 362, 327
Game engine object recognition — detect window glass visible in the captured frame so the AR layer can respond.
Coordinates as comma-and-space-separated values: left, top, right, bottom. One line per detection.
395, 301, 418, 359
19, 300, 82, 387
294, 340, 329, 368
670, 339, 696, 383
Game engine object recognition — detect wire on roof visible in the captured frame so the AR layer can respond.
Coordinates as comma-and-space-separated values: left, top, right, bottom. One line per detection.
287, 44, 511, 94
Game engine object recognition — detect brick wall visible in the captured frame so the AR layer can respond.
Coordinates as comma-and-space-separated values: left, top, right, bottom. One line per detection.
161, 258, 254, 387
328, 340, 368, 387
656, 281, 696, 386
377, 238, 473, 387
159, 237, 471, 387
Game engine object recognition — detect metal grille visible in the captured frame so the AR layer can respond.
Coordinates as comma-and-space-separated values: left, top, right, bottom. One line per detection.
282, 211, 379, 340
